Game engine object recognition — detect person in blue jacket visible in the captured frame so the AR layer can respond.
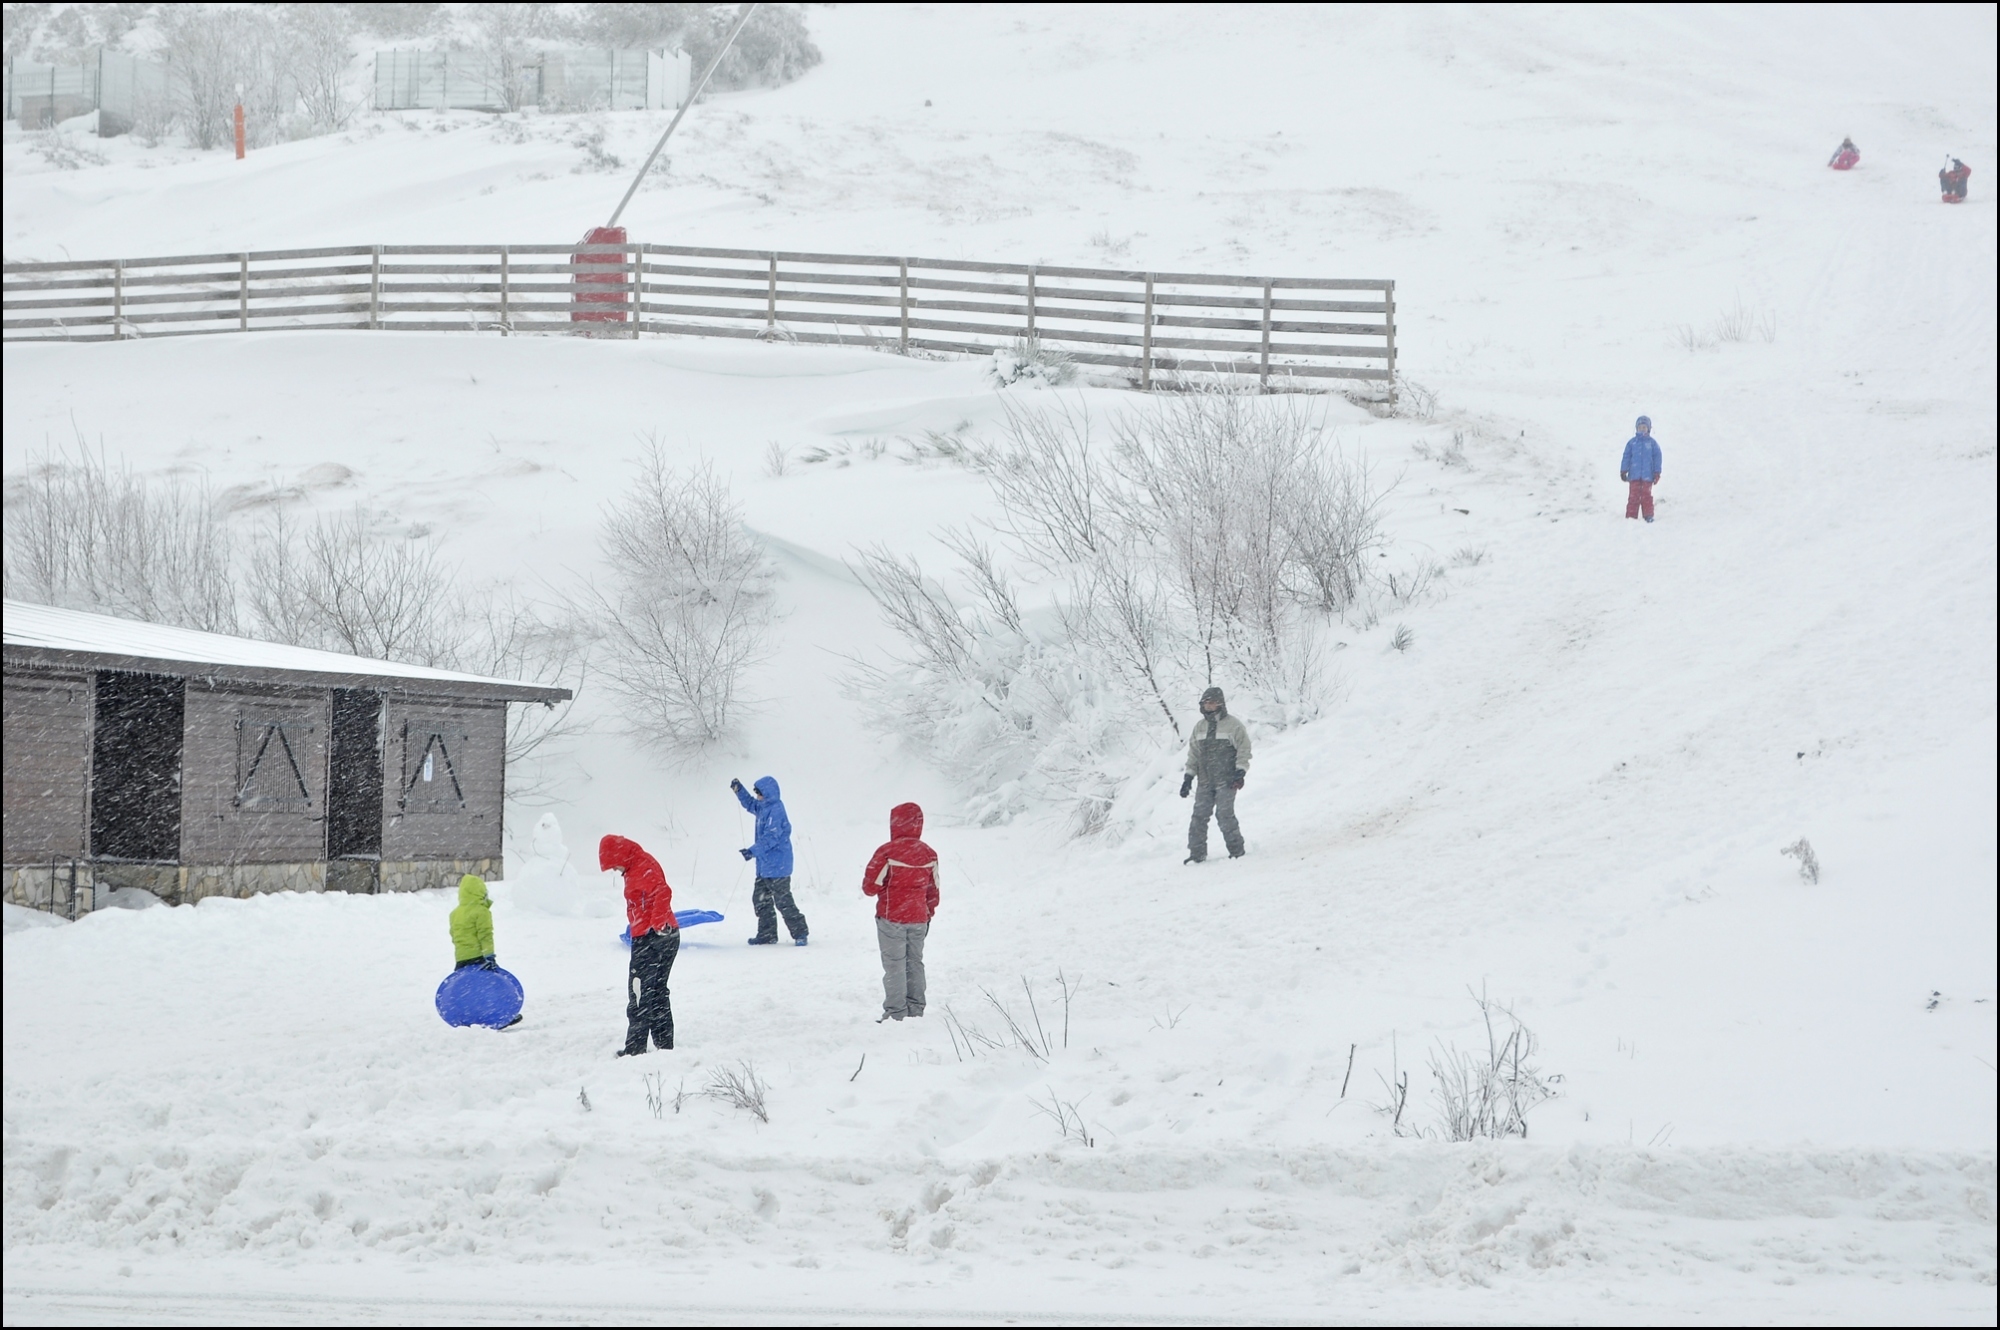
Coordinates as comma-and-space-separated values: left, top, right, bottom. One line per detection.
1620, 416, 1663, 523
732, 776, 809, 946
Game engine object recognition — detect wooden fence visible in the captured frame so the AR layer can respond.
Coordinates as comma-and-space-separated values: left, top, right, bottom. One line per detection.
2, 243, 1395, 393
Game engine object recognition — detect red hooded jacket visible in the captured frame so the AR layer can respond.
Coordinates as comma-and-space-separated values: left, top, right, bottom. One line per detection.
862, 802, 940, 924
600, 834, 676, 937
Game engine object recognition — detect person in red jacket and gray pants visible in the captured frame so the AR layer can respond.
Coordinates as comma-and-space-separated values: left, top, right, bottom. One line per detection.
601, 834, 679, 1056
863, 802, 939, 1023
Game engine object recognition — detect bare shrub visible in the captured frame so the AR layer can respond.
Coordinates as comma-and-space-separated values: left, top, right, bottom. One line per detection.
1426, 988, 1557, 1141
988, 337, 1076, 389
161, 6, 296, 151
1030, 1087, 1095, 1147
986, 397, 1110, 570
595, 446, 773, 752
703, 1060, 769, 1123
245, 506, 463, 665
1712, 293, 1777, 344
569, 3, 821, 91
1780, 837, 1820, 884
4, 443, 239, 632
283, 2, 361, 132
1388, 624, 1414, 653
762, 441, 790, 478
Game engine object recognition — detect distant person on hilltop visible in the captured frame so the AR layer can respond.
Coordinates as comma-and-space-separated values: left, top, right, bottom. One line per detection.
1828, 137, 1860, 170
1621, 416, 1663, 523
1181, 686, 1252, 863
1940, 157, 1971, 203
601, 834, 679, 1056
733, 775, 808, 947
862, 803, 939, 1023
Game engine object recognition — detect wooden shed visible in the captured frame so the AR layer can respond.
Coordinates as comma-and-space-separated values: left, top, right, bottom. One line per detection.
3, 600, 570, 914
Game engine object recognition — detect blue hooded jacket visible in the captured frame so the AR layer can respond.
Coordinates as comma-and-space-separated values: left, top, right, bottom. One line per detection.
1620, 434, 1662, 483
736, 776, 794, 877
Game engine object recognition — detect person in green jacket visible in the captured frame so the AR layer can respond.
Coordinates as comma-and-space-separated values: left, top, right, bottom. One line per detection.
446, 874, 522, 1028
450, 874, 499, 970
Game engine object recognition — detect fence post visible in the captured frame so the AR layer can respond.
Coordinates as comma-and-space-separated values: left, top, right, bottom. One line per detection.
630, 243, 642, 338
1027, 267, 1036, 339
1384, 280, 1397, 407
765, 254, 777, 338
238, 253, 249, 331
113, 260, 123, 340
1141, 275, 1154, 390
899, 259, 909, 352
1259, 280, 1273, 389
499, 245, 509, 335
369, 246, 381, 328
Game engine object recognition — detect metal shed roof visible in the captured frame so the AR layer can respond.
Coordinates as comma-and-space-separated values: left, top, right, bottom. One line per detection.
2, 600, 571, 703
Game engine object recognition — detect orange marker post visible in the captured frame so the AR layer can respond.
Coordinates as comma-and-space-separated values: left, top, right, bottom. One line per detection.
234, 103, 245, 159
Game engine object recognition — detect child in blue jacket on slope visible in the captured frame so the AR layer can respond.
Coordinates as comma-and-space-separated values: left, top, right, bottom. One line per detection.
1621, 416, 1663, 523
733, 776, 809, 946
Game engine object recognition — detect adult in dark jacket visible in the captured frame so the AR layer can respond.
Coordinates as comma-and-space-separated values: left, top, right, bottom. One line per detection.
1940, 158, 1971, 202
733, 775, 808, 946
1620, 416, 1663, 523
600, 834, 679, 1056
862, 802, 939, 1022
1180, 686, 1253, 862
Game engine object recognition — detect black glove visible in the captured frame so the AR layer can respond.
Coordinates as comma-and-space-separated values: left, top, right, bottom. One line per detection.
729, 777, 743, 793
1179, 773, 1194, 798
1232, 770, 1246, 790
480, 956, 499, 971
740, 847, 754, 860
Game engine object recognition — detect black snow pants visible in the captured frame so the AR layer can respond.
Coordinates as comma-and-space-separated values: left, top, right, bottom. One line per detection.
751, 875, 809, 943
624, 927, 680, 1053
1188, 780, 1244, 861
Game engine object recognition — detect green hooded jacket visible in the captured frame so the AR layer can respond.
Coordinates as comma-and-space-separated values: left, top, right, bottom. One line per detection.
449, 874, 495, 963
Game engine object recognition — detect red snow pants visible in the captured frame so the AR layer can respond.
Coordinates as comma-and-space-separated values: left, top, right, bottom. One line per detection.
1625, 480, 1655, 520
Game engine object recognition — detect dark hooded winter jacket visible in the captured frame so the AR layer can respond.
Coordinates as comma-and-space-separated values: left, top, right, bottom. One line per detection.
600, 834, 676, 938
862, 802, 940, 925
1185, 689, 1253, 787
734, 776, 794, 877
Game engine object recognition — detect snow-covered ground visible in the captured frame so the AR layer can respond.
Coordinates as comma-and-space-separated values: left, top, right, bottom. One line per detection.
4, 5, 1995, 1323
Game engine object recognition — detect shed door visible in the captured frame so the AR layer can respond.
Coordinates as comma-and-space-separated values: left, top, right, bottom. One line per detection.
91, 671, 184, 862
327, 690, 384, 859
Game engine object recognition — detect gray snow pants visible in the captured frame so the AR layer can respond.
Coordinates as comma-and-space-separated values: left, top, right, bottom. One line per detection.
1188, 780, 1244, 860
875, 918, 929, 1019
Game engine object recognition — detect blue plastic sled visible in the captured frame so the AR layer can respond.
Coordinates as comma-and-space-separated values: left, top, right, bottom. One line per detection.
621, 909, 724, 945
435, 964, 525, 1028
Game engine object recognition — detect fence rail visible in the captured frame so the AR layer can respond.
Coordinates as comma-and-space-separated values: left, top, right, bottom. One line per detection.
3, 243, 1396, 393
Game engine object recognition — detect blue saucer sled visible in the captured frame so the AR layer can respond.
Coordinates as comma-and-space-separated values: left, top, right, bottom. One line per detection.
621, 909, 723, 945
435, 965, 525, 1028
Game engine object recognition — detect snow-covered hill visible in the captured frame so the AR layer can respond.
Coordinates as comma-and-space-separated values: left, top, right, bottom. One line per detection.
5, 5, 1995, 1323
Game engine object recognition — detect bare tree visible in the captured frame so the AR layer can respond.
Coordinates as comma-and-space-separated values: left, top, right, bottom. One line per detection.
282, 2, 360, 132
469, 2, 545, 112
3, 443, 238, 633
595, 448, 773, 752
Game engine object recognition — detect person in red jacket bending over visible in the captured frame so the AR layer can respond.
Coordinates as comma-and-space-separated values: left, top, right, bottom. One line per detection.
601, 834, 679, 1056
863, 802, 940, 1023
